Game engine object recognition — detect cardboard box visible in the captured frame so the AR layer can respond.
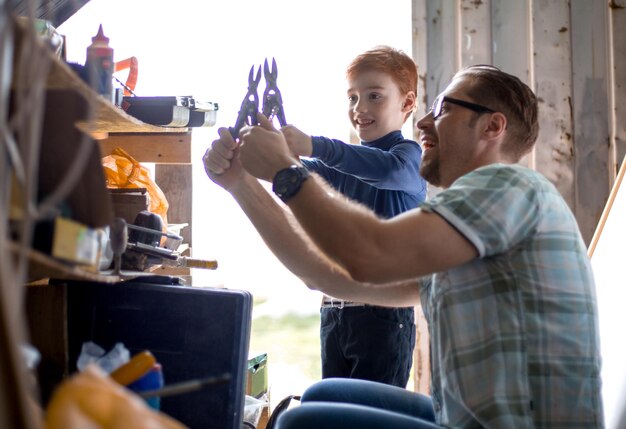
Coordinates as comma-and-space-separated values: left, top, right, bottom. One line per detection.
246, 353, 268, 398
51, 217, 101, 267
32, 217, 102, 269
257, 406, 270, 429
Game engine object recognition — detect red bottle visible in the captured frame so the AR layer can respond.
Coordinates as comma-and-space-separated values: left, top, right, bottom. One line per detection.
86, 24, 114, 100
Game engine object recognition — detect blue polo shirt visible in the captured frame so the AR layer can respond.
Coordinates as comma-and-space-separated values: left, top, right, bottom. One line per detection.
301, 130, 426, 218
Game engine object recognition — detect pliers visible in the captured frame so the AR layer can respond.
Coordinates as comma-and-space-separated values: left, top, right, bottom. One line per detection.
230, 58, 286, 139
229, 64, 262, 139
262, 58, 287, 128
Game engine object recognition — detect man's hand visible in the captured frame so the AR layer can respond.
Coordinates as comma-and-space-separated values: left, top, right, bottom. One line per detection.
202, 127, 247, 191
239, 114, 299, 182
281, 125, 313, 157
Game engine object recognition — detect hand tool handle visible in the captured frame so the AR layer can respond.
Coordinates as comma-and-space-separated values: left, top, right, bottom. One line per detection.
180, 257, 218, 270
110, 350, 156, 386
138, 373, 230, 398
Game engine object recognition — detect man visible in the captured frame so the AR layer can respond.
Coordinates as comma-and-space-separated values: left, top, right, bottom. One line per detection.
204, 65, 603, 428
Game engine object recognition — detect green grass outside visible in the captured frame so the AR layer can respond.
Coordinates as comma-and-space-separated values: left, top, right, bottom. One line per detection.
249, 311, 322, 382
248, 300, 418, 395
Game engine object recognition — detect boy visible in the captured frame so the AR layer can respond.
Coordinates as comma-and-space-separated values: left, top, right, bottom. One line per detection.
279, 46, 426, 387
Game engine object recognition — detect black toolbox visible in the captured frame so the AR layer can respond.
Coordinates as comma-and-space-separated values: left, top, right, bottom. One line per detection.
122, 96, 219, 127
65, 279, 252, 429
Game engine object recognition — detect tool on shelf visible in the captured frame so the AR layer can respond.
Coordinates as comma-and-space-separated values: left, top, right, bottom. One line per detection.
127, 223, 183, 250
118, 212, 218, 272
109, 217, 128, 276
125, 242, 218, 270
114, 56, 138, 96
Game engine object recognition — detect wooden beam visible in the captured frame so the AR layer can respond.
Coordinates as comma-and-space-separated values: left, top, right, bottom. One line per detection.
98, 132, 192, 164
571, 0, 613, 244
610, 0, 626, 177
531, 0, 575, 208
459, 0, 492, 66
155, 165, 193, 246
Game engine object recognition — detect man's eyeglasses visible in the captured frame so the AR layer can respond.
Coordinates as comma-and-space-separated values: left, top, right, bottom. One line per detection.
430, 96, 495, 120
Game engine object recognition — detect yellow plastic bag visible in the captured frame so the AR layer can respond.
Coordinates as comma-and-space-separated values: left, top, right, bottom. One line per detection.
102, 147, 168, 224
45, 364, 187, 429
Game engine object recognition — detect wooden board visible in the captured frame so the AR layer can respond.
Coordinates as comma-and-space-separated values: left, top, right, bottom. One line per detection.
38, 90, 115, 228
155, 164, 193, 245
98, 132, 192, 164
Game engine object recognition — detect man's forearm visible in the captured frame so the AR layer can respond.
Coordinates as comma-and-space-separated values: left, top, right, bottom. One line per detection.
285, 174, 393, 281
229, 174, 335, 283
228, 175, 420, 307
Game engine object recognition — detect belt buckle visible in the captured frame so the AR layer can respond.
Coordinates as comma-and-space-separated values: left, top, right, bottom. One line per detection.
330, 297, 344, 309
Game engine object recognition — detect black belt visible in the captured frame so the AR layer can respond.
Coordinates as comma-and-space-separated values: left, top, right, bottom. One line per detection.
321, 297, 366, 309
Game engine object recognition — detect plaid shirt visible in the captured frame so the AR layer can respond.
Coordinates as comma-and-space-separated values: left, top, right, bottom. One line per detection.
420, 164, 603, 428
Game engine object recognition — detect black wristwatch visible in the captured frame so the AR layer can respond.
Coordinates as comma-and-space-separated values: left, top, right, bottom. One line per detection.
272, 165, 310, 203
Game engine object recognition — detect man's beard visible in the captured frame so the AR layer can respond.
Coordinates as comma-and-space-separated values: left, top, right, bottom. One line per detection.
420, 157, 441, 188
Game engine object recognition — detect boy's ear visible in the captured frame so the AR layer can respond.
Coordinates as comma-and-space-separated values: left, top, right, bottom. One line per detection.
402, 91, 417, 112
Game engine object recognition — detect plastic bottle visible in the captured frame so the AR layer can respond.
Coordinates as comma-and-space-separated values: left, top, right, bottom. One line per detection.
86, 24, 114, 101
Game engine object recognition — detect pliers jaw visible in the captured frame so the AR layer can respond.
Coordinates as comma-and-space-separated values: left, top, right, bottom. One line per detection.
262, 58, 287, 128
230, 58, 286, 139
230, 64, 262, 139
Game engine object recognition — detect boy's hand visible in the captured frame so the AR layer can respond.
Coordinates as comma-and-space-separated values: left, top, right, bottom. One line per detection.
240, 114, 298, 182
203, 127, 247, 191
281, 125, 313, 157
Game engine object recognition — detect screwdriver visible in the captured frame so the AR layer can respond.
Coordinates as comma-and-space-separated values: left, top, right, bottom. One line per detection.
138, 373, 231, 398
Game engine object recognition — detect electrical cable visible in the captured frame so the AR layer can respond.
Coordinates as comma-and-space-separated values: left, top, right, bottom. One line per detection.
7, 10, 102, 290
11, 14, 50, 285
0, 0, 16, 296
0, 3, 50, 429
8, 12, 101, 226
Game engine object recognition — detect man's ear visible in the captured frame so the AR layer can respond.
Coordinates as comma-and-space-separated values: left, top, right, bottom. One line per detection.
483, 112, 507, 139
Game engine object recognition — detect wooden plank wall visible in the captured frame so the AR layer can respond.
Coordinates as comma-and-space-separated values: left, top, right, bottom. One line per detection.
611, 0, 626, 188
411, 0, 626, 394
412, 0, 625, 243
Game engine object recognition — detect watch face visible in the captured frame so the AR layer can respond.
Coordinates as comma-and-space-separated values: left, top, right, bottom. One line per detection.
274, 170, 294, 194
273, 166, 309, 202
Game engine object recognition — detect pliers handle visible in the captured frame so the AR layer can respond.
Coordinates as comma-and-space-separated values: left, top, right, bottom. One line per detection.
229, 65, 262, 139
262, 58, 287, 128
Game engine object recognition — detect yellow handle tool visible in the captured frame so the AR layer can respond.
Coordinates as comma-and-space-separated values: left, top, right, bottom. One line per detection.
110, 350, 156, 386
162, 256, 218, 270
181, 257, 218, 270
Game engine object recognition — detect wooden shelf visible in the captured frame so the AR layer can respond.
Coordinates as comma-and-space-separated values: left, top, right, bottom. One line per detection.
10, 241, 120, 284
49, 53, 188, 135
98, 132, 192, 163
12, 18, 200, 282
14, 19, 188, 136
